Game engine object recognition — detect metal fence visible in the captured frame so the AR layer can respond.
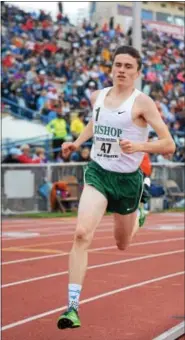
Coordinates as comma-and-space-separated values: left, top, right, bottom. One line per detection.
1, 163, 184, 215
151, 163, 185, 190
1, 163, 85, 214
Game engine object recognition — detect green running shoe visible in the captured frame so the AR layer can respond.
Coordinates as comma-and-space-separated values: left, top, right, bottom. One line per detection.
139, 205, 147, 227
57, 308, 81, 329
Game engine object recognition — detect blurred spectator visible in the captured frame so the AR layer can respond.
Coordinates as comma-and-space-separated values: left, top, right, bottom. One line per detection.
2, 145, 42, 164
70, 112, 85, 140
19, 144, 41, 163
37, 89, 48, 112
33, 147, 47, 163
78, 147, 91, 162
46, 107, 68, 159
56, 150, 72, 163
2, 147, 22, 163
20, 143, 31, 156
1, 2, 185, 163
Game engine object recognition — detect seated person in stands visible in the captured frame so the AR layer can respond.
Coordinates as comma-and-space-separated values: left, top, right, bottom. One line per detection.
78, 147, 91, 162
56, 150, 71, 163
33, 147, 47, 163
2, 147, 22, 163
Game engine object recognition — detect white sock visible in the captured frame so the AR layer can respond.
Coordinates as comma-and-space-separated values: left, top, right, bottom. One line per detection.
68, 283, 82, 311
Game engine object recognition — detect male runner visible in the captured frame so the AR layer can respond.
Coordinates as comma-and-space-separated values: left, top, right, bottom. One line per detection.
57, 45, 175, 329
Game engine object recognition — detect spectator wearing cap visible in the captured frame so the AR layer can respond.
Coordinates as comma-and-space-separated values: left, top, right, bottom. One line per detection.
84, 81, 96, 103
38, 70, 47, 87
2, 145, 41, 164
46, 103, 68, 159
2, 147, 22, 163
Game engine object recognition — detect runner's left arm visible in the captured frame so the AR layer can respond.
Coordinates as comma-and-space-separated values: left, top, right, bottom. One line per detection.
120, 95, 176, 155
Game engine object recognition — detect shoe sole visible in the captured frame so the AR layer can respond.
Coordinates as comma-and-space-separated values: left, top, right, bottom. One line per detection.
57, 317, 80, 329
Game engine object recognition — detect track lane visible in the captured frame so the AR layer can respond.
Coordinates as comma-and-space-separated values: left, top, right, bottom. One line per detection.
2, 251, 184, 326
2, 274, 184, 340
2, 213, 184, 339
2, 227, 184, 262
2, 238, 184, 283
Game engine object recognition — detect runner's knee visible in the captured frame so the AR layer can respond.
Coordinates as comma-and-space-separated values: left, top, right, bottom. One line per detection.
74, 227, 92, 244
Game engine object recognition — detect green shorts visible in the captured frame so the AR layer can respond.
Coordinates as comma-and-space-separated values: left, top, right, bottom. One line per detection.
84, 161, 144, 215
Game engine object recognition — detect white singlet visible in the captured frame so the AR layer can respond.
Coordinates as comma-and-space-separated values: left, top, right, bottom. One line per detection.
90, 87, 149, 173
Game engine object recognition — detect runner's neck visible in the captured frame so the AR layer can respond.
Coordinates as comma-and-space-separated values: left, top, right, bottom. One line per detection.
109, 86, 135, 99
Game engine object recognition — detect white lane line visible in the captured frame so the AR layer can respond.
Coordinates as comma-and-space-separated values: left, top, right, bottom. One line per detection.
2, 227, 114, 241
2, 218, 78, 225
2, 221, 114, 231
2, 223, 183, 237
2, 216, 113, 228
153, 321, 185, 340
3, 220, 183, 232
2, 249, 184, 288
2, 271, 184, 331
2, 237, 184, 265
2, 222, 184, 241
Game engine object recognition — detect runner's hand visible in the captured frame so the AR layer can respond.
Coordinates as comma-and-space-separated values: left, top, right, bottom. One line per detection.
61, 142, 78, 157
119, 139, 141, 153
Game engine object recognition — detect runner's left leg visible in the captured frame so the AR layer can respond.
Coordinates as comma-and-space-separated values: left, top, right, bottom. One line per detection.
113, 211, 139, 250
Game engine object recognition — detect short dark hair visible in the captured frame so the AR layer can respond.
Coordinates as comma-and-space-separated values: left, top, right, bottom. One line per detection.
113, 45, 142, 71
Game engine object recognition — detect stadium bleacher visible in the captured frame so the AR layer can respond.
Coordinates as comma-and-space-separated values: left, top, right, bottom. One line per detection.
1, 2, 185, 164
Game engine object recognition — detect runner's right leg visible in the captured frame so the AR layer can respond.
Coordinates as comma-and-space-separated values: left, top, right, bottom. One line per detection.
57, 184, 107, 329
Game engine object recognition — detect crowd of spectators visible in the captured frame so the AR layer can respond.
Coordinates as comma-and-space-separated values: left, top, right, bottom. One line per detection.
1, 2, 185, 164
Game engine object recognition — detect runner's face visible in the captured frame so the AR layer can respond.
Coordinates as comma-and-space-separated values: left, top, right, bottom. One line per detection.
112, 54, 140, 87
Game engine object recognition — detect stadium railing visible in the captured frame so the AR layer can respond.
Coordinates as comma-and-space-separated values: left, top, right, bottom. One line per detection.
1, 163, 184, 215
1, 137, 92, 161
2, 136, 52, 156
2, 97, 38, 120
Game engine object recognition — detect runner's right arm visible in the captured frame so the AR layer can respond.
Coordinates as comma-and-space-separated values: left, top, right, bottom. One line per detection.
62, 90, 100, 156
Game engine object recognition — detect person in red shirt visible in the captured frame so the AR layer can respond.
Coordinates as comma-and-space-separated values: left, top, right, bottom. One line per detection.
2, 51, 15, 68
18, 153, 41, 164
18, 144, 41, 164
44, 41, 57, 54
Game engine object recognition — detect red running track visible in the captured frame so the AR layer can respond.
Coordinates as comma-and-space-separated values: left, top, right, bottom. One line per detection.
1, 213, 185, 340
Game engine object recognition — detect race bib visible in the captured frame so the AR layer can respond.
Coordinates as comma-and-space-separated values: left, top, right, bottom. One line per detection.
93, 137, 121, 160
